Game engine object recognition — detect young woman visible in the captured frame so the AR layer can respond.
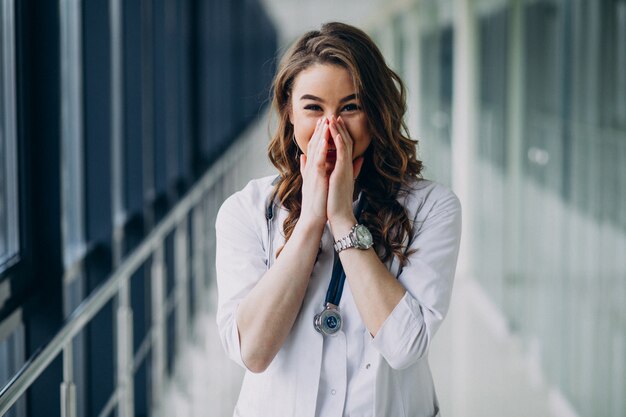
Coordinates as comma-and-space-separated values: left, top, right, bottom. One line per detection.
216, 22, 461, 417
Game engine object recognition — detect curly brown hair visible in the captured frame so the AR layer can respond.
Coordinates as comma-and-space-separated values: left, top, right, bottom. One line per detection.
268, 22, 423, 266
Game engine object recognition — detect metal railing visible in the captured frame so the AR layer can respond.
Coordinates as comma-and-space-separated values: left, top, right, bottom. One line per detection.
0, 130, 252, 417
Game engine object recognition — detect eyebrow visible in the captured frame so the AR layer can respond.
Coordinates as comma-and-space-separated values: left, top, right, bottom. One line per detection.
300, 93, 357, 103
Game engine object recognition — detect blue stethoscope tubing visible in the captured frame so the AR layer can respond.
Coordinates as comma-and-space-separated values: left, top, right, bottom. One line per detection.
264, 177, 375, 335
324, 194, 367, 306
264, 176, 367, 307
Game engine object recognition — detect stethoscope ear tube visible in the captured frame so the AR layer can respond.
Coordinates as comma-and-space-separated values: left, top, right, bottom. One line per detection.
265, 177, 281, 270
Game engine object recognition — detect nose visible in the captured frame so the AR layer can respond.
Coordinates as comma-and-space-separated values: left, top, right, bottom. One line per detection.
324, 111, 339, 121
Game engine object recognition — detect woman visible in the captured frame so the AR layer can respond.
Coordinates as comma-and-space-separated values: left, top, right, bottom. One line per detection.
216, 22, 461, 417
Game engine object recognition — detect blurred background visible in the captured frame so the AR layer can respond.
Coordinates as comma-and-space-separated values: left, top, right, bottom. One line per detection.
0, 0, 624, 416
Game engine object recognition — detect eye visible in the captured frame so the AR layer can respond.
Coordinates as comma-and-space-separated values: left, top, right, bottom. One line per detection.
341, 103, 360, 112
304, 104, 322, 111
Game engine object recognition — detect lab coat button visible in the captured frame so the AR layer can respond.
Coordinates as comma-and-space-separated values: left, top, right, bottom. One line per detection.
365, 363, 371, 369
331, 389, 336, 395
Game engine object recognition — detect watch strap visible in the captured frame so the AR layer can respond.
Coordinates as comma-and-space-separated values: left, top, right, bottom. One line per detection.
333, 231, 355, 252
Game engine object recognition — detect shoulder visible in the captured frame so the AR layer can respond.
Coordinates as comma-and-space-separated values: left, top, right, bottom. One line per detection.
401, 177, 461, 222
216, 174, 278, 227
223, 175, 277, 208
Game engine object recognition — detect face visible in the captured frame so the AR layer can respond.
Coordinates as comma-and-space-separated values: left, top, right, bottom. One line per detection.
289, 64, 371, 170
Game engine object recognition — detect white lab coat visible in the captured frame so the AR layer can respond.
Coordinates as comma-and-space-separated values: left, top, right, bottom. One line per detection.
215, 175, 462, 417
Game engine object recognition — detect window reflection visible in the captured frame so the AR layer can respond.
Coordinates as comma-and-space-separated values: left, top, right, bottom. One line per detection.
0, 312, 26, 417
0, 0, 18, 269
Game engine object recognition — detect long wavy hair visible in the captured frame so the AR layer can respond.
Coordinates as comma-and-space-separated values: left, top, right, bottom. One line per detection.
268, 22, 423, 266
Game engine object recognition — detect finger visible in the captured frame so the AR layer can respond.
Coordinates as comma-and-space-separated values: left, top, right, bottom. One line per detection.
306, 117, 324, 156
318, 121, 330, 154
337, 116, 347, 131
334, 132, 346, 155
315, 133, 329, 174
333, 117, 349, 154
330, 117, 347, 155
335, 117, 353, 155
300, 153, 307, 175
329, 116, 340, 144
336, 117, 352, 146
309, 117, 327, 159
333, 132, 348, 171
317, 125, 329, 159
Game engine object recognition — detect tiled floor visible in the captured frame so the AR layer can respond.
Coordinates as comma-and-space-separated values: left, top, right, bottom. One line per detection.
159, 299, 244, 417
430, 277, 579, 417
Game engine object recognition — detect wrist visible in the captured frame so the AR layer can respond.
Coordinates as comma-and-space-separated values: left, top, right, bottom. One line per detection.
295, 215, 326, 235
329, 215, 357, 240
332, 221, 374, 253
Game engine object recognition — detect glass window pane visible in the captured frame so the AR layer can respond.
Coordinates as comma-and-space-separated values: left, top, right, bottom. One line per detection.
0, 311, 26, 417
392, 15, 406, 77
0, 0, 19, 268
418, 24, 453, 187
60, 0, 85, 267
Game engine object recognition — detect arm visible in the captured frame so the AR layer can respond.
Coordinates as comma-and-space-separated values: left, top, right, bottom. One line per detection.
235, 218, 323, 373
327, 115, 462, 369
329, 218, 405, 336
216, 118, 331, 373
331, 193, 462, 369
215, 191, 324, 373
327, 114, 403, 336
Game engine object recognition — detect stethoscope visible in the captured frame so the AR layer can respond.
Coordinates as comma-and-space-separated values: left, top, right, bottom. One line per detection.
264, 177, 367, 336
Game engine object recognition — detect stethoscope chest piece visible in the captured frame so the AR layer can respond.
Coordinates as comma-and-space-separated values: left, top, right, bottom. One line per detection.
314, 303, 342, 336
312, 192, 368, 336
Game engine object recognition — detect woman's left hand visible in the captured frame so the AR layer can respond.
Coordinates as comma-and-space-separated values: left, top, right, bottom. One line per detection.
327, 115, 364, 232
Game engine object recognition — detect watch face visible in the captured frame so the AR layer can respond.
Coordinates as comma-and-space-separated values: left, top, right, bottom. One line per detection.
354, 225, 373, 248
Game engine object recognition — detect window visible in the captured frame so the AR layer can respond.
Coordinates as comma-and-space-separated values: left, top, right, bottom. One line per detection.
478, 8, 509, 171
0, 310, 26, 417
604, 0, 626, 129
60, 0, 85, 269
392, 14, 406, 77
523, 1, 564, 194
0, 0, 19, 269
418, 24, 454, 187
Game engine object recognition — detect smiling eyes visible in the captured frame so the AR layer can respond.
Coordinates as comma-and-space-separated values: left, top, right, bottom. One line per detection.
303, 103, 361, 112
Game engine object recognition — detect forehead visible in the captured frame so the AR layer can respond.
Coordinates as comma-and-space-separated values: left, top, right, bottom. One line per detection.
292, 64, 356, 97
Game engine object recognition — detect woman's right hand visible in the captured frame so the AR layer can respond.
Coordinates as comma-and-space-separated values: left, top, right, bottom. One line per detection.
298, 117, 330, 229
233, 119, 330, 373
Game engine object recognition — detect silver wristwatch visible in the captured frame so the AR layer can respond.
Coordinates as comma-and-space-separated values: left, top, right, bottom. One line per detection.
333, 224, 374, 253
